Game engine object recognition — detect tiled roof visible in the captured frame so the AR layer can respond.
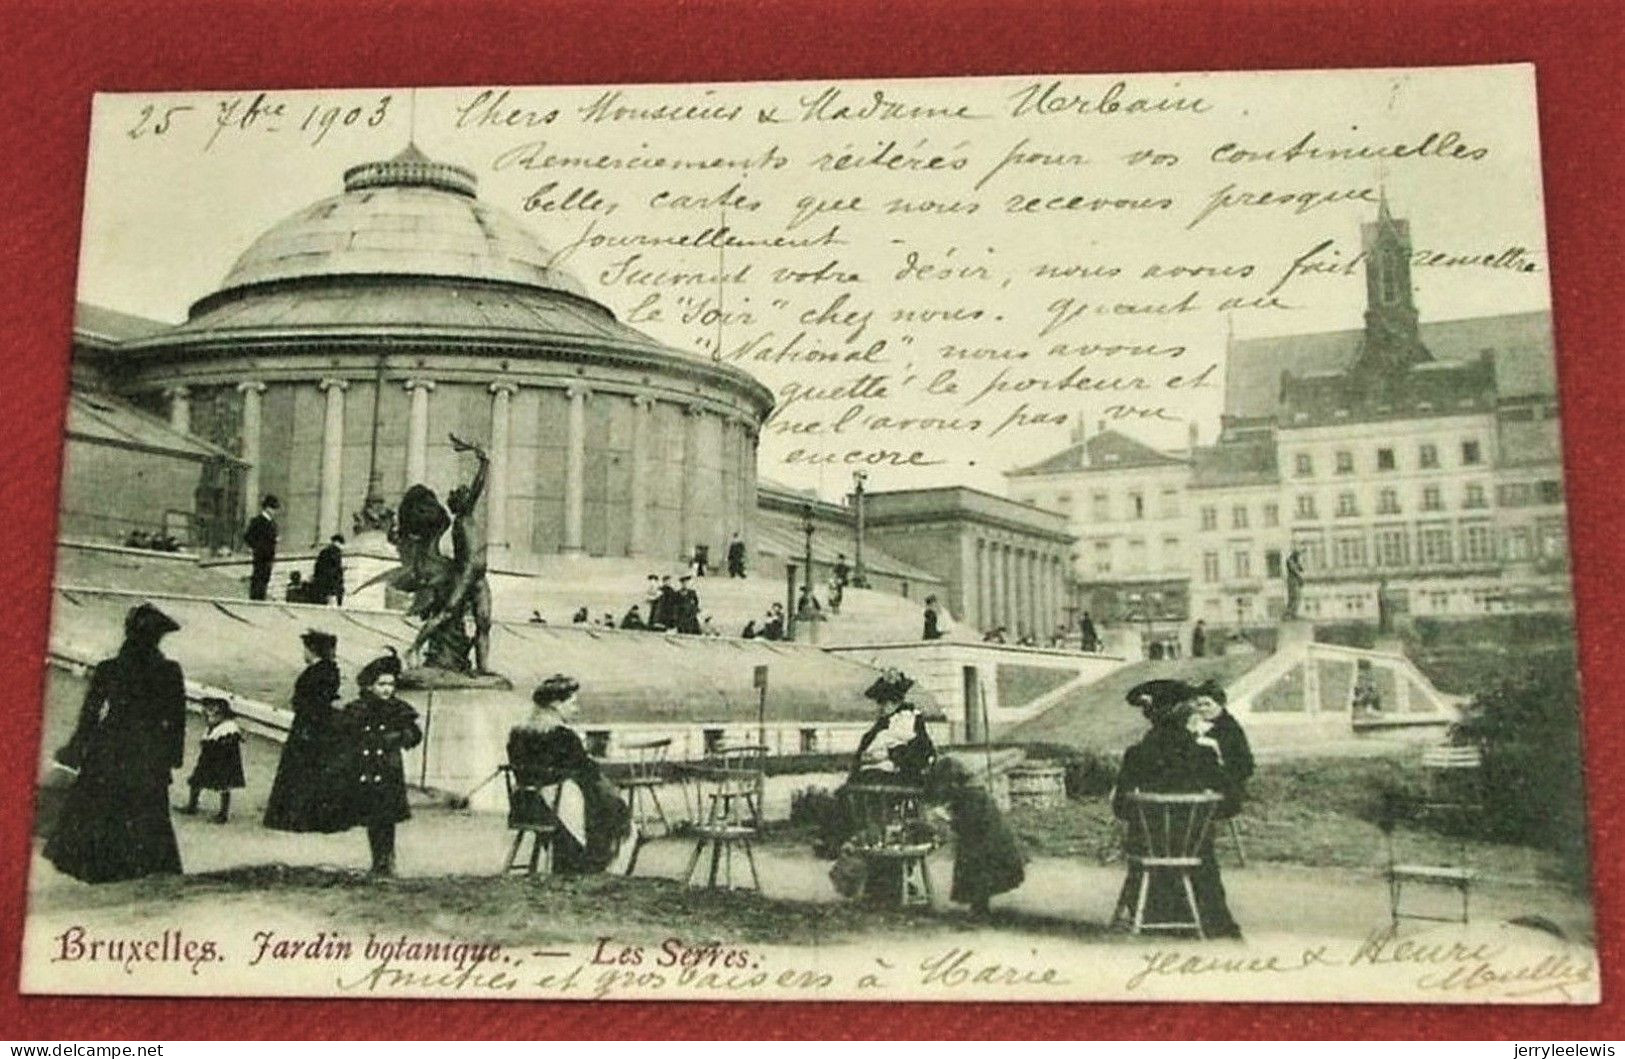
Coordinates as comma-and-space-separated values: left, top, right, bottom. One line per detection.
1009, 429, 1185, 477
1279, 356, 1497, 427
1191, 439, 1279, 489
1225, 310, 1554, 422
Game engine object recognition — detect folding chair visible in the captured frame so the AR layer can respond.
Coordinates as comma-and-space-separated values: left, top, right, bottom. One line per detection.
1387, 744, 1482, 926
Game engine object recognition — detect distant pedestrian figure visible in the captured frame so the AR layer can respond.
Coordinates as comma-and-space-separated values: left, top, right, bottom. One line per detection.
620, 605, 645, 630
1191, 619, 1207, 658
182, 697, 244, 823
45, 603, 186, 883
313, 534, 346, 606
1079, 611, 1100, 653
726, 532, 746, 578
244, 495, 280, 601
922, 595, 944, 641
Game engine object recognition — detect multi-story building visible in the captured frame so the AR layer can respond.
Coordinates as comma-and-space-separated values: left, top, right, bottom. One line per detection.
1007, 426, 1192, 646
1009, 203, 1569, 638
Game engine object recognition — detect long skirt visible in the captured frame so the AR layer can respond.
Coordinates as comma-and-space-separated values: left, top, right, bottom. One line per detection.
44, 770, 181, 884
263, 725, 347, 833
513, 778, 633, 875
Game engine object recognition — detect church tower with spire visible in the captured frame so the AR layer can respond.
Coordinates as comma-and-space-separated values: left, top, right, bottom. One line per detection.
1353, 195, 1431, 376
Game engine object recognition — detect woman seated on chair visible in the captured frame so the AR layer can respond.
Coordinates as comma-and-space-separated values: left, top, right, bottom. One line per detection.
848, 669, 937, 786
506, 675, 633, 875
823, 669, 938, 901
1111, 681, 1242, 939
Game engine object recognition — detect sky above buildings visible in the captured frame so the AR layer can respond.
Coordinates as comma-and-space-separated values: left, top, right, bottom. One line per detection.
76, 66, 1553, 501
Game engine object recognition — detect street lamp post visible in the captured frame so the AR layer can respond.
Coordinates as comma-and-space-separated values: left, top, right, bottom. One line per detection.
801, 502, 815, 607
1234, 596, 1247, 646
851, 470, 868, 589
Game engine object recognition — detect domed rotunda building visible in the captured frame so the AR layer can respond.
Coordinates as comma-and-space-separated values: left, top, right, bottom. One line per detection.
109, 146, 774, 565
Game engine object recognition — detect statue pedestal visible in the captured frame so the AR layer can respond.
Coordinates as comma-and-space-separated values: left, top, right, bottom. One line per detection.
1277, 618, 1315, 650
398, 685, 528, 814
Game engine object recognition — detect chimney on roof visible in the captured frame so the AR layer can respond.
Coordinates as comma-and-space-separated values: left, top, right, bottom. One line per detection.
1188, 421, 1200, 452
1070, 410, 1086, 444
1077, 414, 1090, 468
1097, 419, 1107, 434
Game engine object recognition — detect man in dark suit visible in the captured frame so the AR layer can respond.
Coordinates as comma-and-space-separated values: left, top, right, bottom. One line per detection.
312, 534, 345, 606
243, 495, 280, 601
726, 532, 746, 578
677, 575, 702, 634
652, 575, 678, 631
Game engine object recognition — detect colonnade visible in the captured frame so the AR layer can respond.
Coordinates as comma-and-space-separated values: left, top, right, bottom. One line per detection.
971, 536, 1068, 640
184, 377, 758, 557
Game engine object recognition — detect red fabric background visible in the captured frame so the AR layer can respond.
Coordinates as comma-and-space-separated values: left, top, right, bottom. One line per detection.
0, 0, 1620, 1039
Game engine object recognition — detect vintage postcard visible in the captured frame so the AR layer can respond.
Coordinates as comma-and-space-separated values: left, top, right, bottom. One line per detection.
24, 64, 1596, 1002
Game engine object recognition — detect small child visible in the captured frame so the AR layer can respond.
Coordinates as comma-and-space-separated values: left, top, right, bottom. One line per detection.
182, 697, 245, 823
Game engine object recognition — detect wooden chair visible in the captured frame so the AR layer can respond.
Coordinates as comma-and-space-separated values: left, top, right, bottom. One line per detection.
1387, 745, 1482, 926
683, 756, 765, 891
615, 737, 673, 875
1221, 816, 1248, 867
1120, 790, 1225, 938
841, 782, 937, 908
499, 765, 558, 877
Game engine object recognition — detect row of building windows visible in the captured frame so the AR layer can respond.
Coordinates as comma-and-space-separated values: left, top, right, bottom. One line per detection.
1199, 585, 1536, 621
1029, 477, 1559, 528
1089, 536, 1183, 574
1020, 486, 1183, 522
1291, 439, 1483, 479
1284, 483, 1491, 521
1197, 519, 1565, 583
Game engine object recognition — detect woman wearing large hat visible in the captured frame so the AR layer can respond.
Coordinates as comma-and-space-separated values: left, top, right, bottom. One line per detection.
333, 649, 422, 875
45, 603, 187, 883
849, 669, 936, 785
505, 675, 632, 874
263, 629, 347, 833
1111, 683, 1242, 938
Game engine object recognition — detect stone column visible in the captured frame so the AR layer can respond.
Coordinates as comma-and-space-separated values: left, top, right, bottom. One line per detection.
236, 381, 265, 521
999, 542, 1013, 632
628, 394, 653, 557
562, 385, 588, 555
403, 379, 434, 488
317, 378, 348, 542
1027, 550, 1040, 639
488, 382, 515, 552
679, 404, 700, 561
165, 385, 191, 435
978, 539, 991, 630
743, 426, 759, 555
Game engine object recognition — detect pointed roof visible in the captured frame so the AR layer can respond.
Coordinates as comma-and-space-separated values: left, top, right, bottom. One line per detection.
1007, 428, 1186, 477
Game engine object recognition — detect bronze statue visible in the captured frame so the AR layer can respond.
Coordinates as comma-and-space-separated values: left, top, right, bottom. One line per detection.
1284, 548, 1305, 620
353, 434, 503, 686
406, 435, 494, 675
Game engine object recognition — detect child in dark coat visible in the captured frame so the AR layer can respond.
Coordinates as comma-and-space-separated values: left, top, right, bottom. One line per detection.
182, 697, 245, 823
926, 757, 1026, 916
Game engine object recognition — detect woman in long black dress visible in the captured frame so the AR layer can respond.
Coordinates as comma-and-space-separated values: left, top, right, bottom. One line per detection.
45, 603, 186, 883
263, 630, 345, 832
333, 650, 421, 876
1112, 686, 1242, 939
505, 674, 632, 874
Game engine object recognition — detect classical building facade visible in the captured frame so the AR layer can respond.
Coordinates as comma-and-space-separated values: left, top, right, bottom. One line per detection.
1006, 204, 1569, 636
86, 147, 774, 565
862, 487, 1074, 639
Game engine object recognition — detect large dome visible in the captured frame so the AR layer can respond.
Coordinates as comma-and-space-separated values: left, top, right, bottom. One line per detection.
214, 144, 589, 300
